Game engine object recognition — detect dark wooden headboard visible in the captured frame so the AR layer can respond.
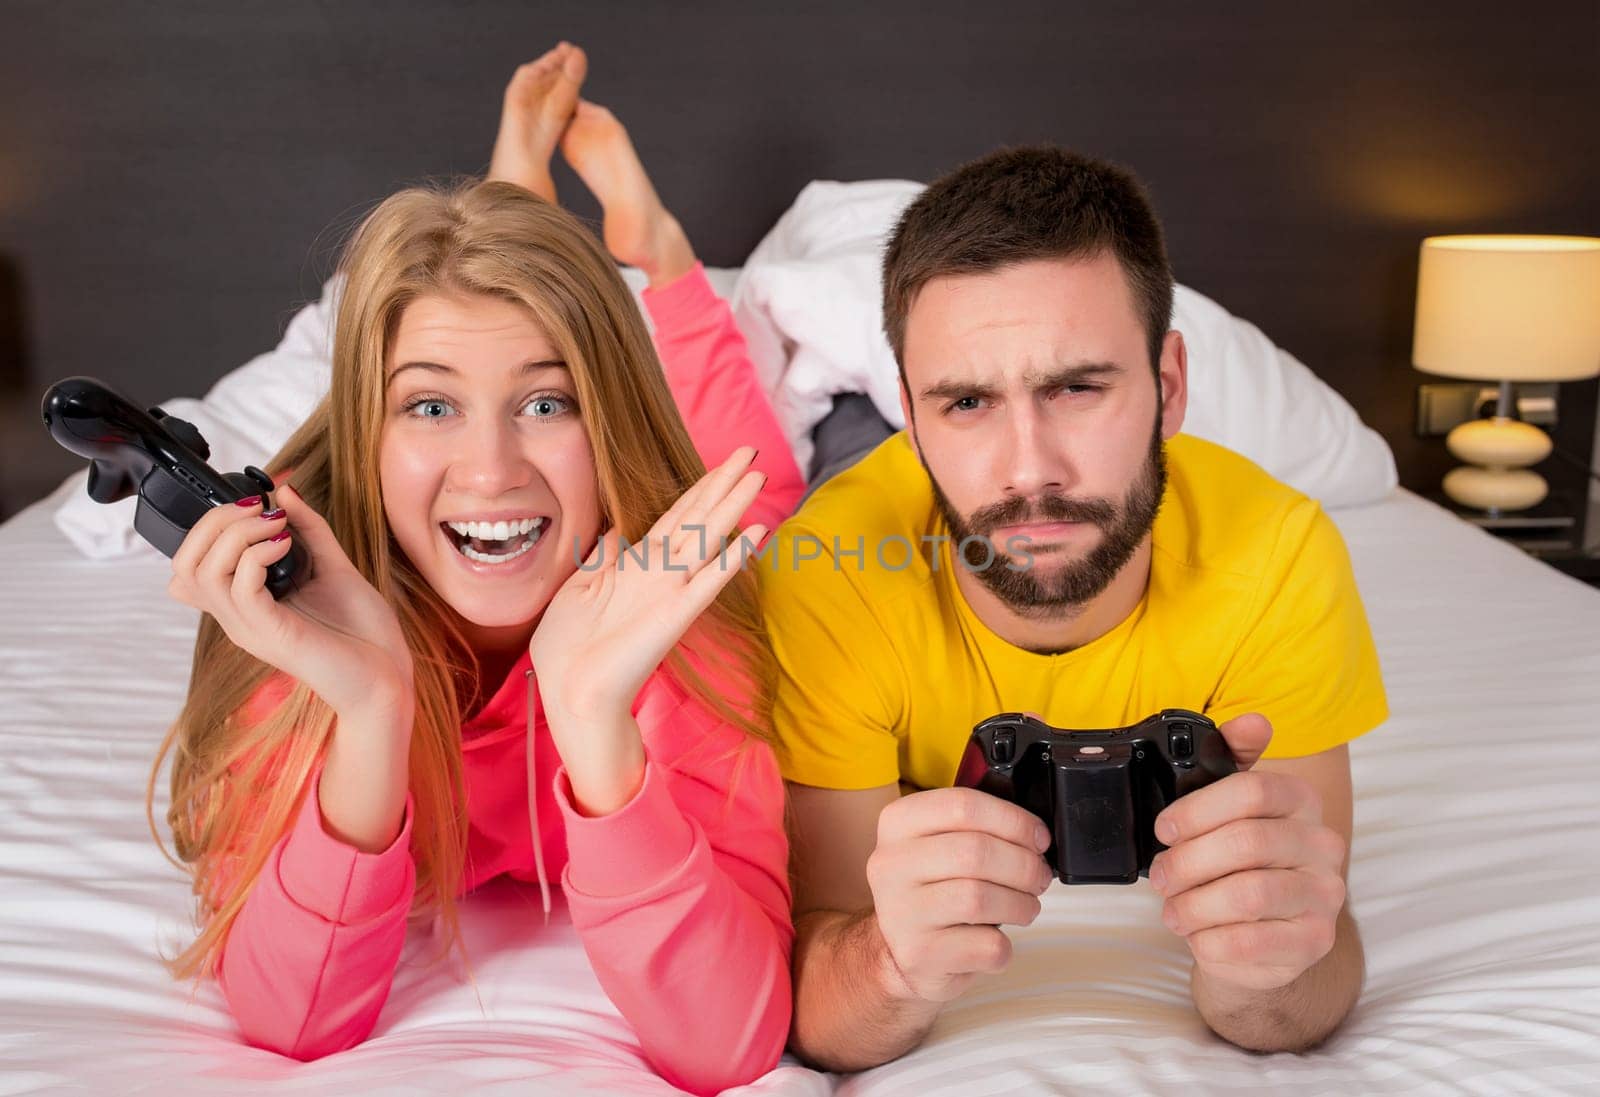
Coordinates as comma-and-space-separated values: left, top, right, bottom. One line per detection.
3, 1, 1597, 518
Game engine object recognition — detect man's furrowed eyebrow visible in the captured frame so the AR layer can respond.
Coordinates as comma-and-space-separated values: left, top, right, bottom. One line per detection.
918, 361, 1125, 402
919, 379, 1000, 402
387, 358, 568, 384
1021, 361, 1125, 389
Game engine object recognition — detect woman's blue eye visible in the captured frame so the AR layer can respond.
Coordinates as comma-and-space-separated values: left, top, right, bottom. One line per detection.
406, 398, 456, 420
524, 394, 571, 418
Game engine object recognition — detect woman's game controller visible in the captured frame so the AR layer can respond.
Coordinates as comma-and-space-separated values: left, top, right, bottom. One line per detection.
42, 377, 309, 598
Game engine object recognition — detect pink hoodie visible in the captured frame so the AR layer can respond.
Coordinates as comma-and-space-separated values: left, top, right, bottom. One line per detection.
212, 265, 806, 1095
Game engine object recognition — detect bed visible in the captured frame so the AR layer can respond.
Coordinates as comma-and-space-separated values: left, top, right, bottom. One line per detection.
5, 189, 1600, 1094
7, 467, 1599, 1095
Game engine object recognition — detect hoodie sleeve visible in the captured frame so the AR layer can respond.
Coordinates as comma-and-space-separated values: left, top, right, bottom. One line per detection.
644, 262, 806, 533
215, 765, 417, 1060
554, 688, 794, 1096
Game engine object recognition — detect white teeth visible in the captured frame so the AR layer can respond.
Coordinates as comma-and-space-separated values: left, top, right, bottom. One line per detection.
445, 517, 545, 539
460, 538, 538, 565
447, 517, 546, 566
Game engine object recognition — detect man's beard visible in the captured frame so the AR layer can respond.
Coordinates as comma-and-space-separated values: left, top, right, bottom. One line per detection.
927, 428, 1167, 618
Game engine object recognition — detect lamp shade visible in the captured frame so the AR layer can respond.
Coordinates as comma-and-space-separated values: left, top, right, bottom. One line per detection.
1412, 235, 1600, 382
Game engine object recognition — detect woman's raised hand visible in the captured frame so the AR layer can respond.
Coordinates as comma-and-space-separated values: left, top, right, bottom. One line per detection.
528, 447, 766, 772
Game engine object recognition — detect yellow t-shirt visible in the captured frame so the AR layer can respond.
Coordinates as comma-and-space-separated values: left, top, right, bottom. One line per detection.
759, 432, 1388, 791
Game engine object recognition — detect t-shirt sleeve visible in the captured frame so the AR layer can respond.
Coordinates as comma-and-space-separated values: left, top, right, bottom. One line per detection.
757, 524, 906, 789
1206, 502, 1388, 758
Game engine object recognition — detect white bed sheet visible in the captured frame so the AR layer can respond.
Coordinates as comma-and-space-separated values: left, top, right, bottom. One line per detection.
2, 480, 1598, 1096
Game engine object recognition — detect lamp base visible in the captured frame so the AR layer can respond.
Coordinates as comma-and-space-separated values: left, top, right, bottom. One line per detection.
1442, 465, 1548, 513
1445, 416, 1553, 467
1440, 415, 1553, 514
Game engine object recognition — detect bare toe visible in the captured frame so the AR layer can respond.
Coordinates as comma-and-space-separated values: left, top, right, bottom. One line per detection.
504, 45, 564, 112
489, 42, 589, 202
538, 44, 587, 127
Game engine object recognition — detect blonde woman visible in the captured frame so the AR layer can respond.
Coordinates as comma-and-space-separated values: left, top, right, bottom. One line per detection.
152, 45, 804, 1094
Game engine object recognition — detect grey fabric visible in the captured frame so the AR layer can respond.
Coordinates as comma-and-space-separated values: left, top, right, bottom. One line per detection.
803, 393, 897, 504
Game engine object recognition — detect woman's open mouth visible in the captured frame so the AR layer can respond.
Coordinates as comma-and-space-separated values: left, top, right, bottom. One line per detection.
441, 517, 548, 565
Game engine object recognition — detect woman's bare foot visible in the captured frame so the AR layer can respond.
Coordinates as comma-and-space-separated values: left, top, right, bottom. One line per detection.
560, 100, 695, 287
487, 42, 587, 202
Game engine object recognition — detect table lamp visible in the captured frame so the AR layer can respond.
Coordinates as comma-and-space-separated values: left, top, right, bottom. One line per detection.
1412, 234, 1600, 513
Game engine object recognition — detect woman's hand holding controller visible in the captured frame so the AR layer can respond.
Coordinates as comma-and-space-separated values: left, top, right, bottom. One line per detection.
166, 485, 415, 851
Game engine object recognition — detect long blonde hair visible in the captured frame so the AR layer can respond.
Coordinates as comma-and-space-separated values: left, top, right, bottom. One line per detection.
149, 179, 774, 980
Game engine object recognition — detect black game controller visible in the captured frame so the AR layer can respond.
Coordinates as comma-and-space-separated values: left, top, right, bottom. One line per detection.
954, 710, 1235, 884
41, 377, 309, 599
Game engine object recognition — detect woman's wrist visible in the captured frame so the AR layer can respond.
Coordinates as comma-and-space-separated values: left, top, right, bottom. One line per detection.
319, 700, 413, 853
372, 664, 417, 719
545, 704, 647, 817
329, 660, 414, 724
566, 749, 647, 817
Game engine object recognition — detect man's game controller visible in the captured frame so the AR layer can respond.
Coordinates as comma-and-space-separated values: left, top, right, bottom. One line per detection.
42, 377, 309, 598
954, 710, 1235, 884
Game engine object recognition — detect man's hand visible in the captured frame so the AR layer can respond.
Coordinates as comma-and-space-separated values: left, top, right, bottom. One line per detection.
867, 786, 1055, 1003
1149, 713, 1349, 993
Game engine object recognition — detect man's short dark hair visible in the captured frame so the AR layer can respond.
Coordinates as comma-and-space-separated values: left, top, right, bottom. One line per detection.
882, 145, 1174, 378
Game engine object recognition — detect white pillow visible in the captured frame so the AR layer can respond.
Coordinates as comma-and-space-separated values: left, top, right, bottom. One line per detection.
51, 267, 743, 558
731, 180, 1398, 508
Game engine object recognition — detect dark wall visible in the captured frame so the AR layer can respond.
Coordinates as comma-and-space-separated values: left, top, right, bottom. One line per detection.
2, 1, 1597, 518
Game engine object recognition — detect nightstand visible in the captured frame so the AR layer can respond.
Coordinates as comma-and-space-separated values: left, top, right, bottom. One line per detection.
1521, 527, 1600, 587
1433, 492, 1600, 588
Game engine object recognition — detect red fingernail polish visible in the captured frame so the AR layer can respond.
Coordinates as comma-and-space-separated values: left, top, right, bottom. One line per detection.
260, 508, 286, 520
235, 495, 262, 508
269, 531, 291, 543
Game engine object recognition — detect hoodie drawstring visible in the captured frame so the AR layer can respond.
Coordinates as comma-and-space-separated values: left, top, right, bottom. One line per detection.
524, 668, 552, 920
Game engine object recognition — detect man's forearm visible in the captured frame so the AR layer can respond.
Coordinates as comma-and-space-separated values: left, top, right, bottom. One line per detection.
1190, 907, 1365, 1052
790, 909, 942, 1072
